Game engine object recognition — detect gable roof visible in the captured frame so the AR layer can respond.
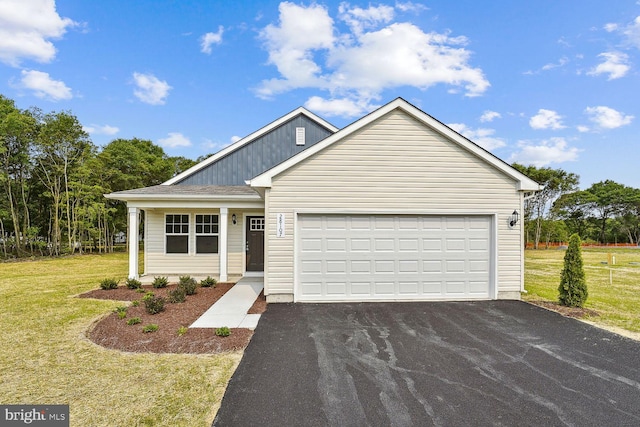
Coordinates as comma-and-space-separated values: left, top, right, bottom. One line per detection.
249, 98, 540, 192
163, 107, 338, 186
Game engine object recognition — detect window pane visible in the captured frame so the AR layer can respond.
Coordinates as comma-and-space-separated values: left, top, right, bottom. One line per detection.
180, 215, 188, 223
196, 236, 218, 254
212, 225, 219, 234
212, 216, 219, 225
204, 225, 210, 234
181, 225, 189, 234
167, 235, 188, 253
196, 225, 202, 234
166, 225, 172, 233
196, 215, 202, 223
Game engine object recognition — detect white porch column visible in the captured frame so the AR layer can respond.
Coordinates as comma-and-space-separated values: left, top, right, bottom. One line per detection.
219, 207, 228, 282
128, 207, 139, 279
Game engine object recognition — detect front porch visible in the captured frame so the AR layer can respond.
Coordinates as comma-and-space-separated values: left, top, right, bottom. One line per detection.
105, 184, 266, 282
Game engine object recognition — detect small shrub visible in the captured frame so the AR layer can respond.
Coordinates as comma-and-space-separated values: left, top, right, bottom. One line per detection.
113, 306, 127, 313
99, 278, 118, 290
142, 324, 159, 333
177, 326, 188, 336
215, 326, 231, 337
152, 276, 168, 288
558, 233, 588, 307
142, 292, 154, 301
125, 278, 142, 289
200, 276, 217, 288
168, 287, 186, 303
127, 317, 142, 325
117, 311, 127, 319
144, 294, 165, 315
131, 300, 140, 307
178, 275, 198, 295
136, 288, 146, 293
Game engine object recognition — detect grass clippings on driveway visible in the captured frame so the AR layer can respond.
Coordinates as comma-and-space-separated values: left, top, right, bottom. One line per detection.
0, 253, 244, 426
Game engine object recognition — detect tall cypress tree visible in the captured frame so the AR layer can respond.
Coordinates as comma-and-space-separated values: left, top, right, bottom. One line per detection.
558, 233, 588, 307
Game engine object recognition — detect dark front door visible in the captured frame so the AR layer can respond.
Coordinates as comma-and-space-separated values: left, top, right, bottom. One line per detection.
246, 216, 265, 272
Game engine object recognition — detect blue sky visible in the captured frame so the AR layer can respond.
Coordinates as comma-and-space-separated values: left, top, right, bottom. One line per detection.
1, 0, 639, 188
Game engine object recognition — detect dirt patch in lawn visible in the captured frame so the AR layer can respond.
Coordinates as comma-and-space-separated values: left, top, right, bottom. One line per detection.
527, 300, 599, 319
80, 283, 267, 354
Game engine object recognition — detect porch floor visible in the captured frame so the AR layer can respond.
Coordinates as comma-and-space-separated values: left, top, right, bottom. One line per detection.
189, 276, 264, 330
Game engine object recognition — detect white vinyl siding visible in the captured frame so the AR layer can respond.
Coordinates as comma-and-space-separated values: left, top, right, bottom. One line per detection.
265, 109, 522, 299
146, 209, 260, 277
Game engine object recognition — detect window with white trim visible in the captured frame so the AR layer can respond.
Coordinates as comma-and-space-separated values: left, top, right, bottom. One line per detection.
166, 214, 189, 254
196, 214, 219, 254
250, 217, 265, 231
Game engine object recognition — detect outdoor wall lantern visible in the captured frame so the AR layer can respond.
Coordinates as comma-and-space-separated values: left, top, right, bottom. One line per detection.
232, 214, 237, 225
509, 210, 520, 227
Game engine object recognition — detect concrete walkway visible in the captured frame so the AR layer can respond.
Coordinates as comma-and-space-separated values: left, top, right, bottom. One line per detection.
190, 277, 263, 330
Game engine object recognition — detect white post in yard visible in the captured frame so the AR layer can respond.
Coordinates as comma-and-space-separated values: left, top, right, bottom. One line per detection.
219, 207, 228, 282
128, 207, 139, 279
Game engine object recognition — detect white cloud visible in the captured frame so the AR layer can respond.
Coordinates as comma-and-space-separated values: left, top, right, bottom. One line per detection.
584, 106, 634, 129
509, 138, 580, 167
0, 0, 76, 66
230, 135, 242, 143
257, 2, 489, 116
529, 109, 565, 130
587, 52, 630, 80
200, 26, 224, 54
602, 16, 640, 49
576, 125, 590, 133
158, 132, 192, 148
479, 110, 501, 123
83, 124, 119, 135
18, 69, 72, 101
304, 96, 377, 118
132, 72, 171, 105
395, 2, 429, 13
338, 3, 395, 35
524, 57, 568, 75
447, 123, 505, 151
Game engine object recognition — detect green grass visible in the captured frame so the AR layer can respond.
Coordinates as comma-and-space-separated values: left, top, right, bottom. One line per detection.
524, 248, 640, 333
0, 253, 241, 426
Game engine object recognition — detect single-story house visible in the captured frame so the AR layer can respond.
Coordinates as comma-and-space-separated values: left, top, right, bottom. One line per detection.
106, 98, 540, 303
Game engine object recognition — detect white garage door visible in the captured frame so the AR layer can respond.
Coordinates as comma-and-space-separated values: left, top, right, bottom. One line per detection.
297, 215, 492, 302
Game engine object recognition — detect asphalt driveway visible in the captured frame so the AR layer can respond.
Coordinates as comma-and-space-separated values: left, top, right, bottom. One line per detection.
213, 302, 640, 426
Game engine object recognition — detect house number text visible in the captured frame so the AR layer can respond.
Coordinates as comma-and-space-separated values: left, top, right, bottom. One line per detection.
276, 213, 285, 238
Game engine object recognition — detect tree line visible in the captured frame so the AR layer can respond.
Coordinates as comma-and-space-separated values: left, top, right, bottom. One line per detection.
2, 94, 638, 258
513, 164, 640, 248
0, 94, 198, 258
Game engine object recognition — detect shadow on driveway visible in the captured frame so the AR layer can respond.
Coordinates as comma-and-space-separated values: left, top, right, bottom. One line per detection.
214, 301, 640, 426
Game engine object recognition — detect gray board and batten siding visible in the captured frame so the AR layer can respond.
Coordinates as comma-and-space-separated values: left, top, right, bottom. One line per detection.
175, 114, 335, 186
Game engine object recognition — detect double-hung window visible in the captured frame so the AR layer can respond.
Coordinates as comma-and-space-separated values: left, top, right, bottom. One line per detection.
166, 214, 189, 254
196, 214, 219, 254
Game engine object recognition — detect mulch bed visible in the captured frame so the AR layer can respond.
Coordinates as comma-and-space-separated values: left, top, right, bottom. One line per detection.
527, 300, 599, 319
80, 283, 267, 354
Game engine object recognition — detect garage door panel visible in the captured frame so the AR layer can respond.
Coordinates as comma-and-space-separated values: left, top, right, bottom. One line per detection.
297, 215, 491, 301
375, 282, 395, 295
375, 238, 395, 251
326, 238, 347, 252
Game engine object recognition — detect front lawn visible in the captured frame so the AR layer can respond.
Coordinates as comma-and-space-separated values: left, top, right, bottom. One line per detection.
0, 253, 240, 426
524, 248, 640, 333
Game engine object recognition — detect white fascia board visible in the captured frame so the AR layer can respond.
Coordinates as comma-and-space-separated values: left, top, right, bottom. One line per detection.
125, 199, 265, 210
163, 107, 338, 186
104, 193, 261, 202
250, 98, 541, 192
